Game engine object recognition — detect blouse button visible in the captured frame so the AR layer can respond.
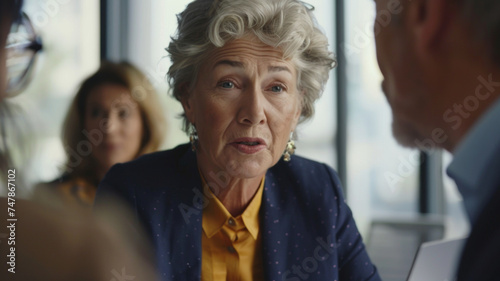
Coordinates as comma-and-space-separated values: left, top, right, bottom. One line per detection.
228, 218, 236, 226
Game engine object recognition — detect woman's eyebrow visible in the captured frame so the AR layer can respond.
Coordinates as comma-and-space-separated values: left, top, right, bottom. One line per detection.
213, 60, 245, 69
213, 60, 292, 74
268, 65, 292, 74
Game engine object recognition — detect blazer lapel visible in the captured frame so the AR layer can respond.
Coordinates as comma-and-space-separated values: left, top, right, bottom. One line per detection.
261, 168, 299, 280
168, 147, 203, 280
260, 162, 336, 281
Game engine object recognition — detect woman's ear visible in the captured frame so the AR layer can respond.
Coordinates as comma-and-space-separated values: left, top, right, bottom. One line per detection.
179, 83, 195, 124
293, 108, 301, 129
292, 91, 304, 128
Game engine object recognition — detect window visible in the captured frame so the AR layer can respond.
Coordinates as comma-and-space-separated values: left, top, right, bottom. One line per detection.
344, 0, 418, 235
7, 0, 99, 191
294, 0, 337, 169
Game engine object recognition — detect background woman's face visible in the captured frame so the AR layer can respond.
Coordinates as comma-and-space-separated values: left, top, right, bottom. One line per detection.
183, 36, 301, 179
84, 83, 144, 173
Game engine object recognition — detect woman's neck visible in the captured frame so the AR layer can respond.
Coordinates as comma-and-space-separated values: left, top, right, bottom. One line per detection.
199, 166, 263, 217
95, 168, 107, 184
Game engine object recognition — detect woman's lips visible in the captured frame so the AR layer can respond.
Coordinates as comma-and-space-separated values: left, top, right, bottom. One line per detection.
103, 143, 119, 151
230, 137, 267, 154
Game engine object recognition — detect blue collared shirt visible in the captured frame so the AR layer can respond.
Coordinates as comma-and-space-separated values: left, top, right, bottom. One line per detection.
447, 97, 500, 226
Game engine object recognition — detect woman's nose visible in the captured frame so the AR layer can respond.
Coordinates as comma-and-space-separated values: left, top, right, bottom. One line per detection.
101, 114, 118, 134
237, 87, 266, 126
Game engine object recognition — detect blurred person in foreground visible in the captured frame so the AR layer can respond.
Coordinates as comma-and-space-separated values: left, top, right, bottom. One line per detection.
37, 61, 166, 208
0, 1, 158, 280
96, 0, 381, 280
373, 0, 500, 280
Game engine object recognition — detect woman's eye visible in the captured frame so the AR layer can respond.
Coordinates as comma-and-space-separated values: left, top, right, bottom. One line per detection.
270, 85, 285, 93
118, 108, 130, 119
90, 108, 102, 118
219, 81, 234, 89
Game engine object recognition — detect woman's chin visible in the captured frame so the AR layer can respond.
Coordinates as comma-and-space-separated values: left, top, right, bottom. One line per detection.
197, 147, 276, 180
222, 157, 271, 180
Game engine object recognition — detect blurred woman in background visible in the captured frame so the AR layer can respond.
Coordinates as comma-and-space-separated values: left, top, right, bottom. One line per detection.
38, 61, 166, 207
0, 2, 158, 280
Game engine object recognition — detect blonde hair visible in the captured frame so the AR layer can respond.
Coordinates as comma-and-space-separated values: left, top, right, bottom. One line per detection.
62, 61, 166, 182
167, 0, 336, 133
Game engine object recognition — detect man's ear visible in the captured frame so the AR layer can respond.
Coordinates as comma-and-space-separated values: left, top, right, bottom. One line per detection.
409, 0, 452, 54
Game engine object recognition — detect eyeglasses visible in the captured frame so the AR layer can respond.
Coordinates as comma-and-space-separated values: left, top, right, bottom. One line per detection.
5, 12, 43, 97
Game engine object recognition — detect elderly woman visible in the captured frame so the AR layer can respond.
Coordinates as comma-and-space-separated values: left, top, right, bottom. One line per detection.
96, 0, 381, 280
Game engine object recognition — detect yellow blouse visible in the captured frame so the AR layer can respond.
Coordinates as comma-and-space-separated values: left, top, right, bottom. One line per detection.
57, 178, 96, 206
35, 177, 97, 210
201, 176, 265, 281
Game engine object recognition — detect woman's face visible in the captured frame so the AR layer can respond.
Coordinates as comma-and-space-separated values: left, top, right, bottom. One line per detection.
84, 83, 144, 174
183, 36, 302, 180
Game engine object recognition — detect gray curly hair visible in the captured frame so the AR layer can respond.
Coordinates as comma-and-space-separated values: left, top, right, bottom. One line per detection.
166, 0, 336, 133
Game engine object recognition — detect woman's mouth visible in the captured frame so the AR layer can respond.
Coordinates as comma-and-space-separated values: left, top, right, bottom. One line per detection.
237, 141, 260, 146
230, 138, 267, 154
102, 142, 119, 151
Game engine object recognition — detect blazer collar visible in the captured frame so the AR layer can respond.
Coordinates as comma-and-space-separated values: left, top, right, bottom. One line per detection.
171, 145, 296, 280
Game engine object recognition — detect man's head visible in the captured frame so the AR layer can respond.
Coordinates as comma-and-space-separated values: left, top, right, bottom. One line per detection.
374, 0, 500, 152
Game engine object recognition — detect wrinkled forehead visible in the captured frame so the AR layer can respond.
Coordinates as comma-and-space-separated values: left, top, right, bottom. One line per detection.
201, 35, 298, 76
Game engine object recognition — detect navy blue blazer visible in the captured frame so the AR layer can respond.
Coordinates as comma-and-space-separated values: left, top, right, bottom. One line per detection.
95, 144, 381, 281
